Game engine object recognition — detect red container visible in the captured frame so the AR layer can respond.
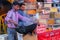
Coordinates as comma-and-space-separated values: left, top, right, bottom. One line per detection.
54, 29, 60, 40
50, 31, 56, 40
37, 32, 50, 40
37, 29, 60, 40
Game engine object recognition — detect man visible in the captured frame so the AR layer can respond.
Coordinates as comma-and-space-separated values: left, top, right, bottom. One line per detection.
18, 3, 37, 35
5, 1, 31, 40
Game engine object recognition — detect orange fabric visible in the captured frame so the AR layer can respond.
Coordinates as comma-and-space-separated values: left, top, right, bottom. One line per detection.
24, 0, 36, 3
29, 0, 36, 2
27, 10, 36, 14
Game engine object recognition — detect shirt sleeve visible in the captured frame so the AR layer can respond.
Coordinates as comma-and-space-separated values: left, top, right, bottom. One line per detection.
5, 11, 12, 22
18, 13, 31, 22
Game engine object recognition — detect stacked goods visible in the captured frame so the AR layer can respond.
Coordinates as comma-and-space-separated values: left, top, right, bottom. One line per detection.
50, 7, 58, 12
44, 3, 52, 7
37, 0, 60, 40
47, 19, 55, 25
55, 19, 60, 24
55, 14, 60, 18
24, 0, 37, 15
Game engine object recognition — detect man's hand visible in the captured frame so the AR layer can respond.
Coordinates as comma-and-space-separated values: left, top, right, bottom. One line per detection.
8, 20, 13, 23
8, 20, 18, 26
13, 22, 18, 26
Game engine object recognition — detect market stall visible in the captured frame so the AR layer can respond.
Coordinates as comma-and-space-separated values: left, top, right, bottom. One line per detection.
0, 0, 60, 40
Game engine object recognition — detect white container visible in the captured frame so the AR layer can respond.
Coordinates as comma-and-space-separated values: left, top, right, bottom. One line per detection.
17, 33, 23, 40
0, 34, 8, 40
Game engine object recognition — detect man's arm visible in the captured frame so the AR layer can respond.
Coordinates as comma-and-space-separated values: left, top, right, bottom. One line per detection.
5, 11, 12, 22
5, 11, 18, 26
18, 13, 31, 22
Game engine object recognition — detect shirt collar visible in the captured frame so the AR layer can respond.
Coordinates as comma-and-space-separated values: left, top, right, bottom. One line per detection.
19, 9, 24, 12
12, 8, 18, 12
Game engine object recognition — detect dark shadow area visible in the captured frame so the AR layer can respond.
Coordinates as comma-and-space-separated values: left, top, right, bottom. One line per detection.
0, 0, 12, 15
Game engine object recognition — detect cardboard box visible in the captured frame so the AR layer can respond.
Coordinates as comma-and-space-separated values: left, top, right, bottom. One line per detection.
50, 7, 58, 12
44, 3, 52, 7
55, 14, 60, 18
47, 19, 55, 25
40, 15, 49, 19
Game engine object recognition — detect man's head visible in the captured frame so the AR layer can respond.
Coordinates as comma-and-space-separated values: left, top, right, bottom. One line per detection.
12, 1, 20, 11
19, 3, 25, 11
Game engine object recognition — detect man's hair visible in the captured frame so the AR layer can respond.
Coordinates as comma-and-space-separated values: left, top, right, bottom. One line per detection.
19, 3, 25, 7
13, 1, 20, 5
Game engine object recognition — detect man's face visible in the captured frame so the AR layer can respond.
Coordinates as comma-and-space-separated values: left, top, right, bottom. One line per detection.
20, 5, 26, 11
13, 5, 19, 10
